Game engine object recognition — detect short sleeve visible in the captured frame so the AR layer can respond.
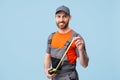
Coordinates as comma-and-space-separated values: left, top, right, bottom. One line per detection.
46, 39, 51, 53
46, 33, 55, 54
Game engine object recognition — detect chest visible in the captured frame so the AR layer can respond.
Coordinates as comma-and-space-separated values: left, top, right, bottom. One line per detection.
51, 33, 72, 48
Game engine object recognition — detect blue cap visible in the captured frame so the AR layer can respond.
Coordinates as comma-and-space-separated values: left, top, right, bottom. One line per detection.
56, 5, 70, 15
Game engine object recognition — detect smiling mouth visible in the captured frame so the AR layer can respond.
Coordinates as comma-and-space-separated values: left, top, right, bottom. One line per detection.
59, 22, 65, 24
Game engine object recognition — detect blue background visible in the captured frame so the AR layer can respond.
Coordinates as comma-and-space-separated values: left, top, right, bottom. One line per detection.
0, 0, 120, 80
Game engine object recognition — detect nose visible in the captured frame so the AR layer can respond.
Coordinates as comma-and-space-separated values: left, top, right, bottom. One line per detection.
59, 17, 64, 22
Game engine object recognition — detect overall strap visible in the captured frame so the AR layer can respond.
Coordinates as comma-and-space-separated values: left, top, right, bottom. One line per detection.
48, 30, 79, 49
63, 30, 79, 50
48, 32, 55, 46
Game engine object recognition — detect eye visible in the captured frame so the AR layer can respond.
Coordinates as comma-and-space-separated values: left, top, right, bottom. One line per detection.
63, 15, 67, 18
58, 16, 61, 18
63, 15, 68, 18
56, 15, 61, 18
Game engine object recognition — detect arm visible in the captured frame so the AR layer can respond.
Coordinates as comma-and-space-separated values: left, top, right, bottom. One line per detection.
78, 49, 89, 68
44, 53, 56, 78
74, 36, 89, 68
44, 53, 51, 73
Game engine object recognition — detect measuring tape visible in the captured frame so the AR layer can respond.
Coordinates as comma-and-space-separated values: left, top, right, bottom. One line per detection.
48, 38, 74, 74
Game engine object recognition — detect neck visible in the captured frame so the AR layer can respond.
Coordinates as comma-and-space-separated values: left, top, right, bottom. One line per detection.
58, 27, 71, 34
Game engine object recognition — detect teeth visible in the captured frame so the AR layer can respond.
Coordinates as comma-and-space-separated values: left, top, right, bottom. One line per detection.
60, 23, 64, 24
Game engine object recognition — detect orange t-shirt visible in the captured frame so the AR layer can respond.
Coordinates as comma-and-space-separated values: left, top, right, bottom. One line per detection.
51, 30, 77, 64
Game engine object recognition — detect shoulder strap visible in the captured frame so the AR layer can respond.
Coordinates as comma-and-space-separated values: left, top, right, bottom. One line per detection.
64, 30, 79, 49
71, 30, 79, 37
48, 32, 55, 45
48, 30, 80, 50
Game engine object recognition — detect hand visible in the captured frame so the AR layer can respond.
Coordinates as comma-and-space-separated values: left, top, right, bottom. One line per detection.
45, 68, 56, 79
74, 36, 84, 51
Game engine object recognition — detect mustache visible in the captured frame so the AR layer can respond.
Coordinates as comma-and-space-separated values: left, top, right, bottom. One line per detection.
59, 21, 65, 24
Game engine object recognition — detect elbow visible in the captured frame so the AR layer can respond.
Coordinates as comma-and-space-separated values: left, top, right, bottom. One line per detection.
81, 58, 89, 68
82, 63, 88, 68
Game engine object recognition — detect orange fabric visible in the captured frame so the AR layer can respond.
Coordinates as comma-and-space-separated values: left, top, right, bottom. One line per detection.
67, 41, 77, 64
51, 30, 77, 64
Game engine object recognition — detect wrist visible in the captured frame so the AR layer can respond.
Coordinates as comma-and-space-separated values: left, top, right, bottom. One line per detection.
78, 49, 84, 53
45, 68, 49, 74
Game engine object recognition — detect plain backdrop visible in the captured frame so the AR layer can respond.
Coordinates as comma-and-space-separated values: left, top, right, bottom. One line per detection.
0, 0, 120, 80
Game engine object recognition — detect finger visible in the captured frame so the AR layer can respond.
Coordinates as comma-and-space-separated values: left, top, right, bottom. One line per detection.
75, 40, 84, 47
76, 41, 81, 46
75, 39, 83, 44
74, 36, 83, 41
52, 74, 56, 78
74, 36, 80, 41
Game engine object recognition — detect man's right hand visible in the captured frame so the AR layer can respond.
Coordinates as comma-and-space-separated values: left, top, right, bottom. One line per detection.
45, 68, 56, 79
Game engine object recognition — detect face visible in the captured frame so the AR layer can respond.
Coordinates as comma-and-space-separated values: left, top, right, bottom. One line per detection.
55, 11, 71, 30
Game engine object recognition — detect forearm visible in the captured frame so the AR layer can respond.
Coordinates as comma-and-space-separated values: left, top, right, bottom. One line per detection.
78, 49, 89, 68
44, 53, 51, 73
44, 53, 56, 78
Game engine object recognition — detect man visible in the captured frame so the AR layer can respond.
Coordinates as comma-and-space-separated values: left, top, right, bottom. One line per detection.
44, 5, 89, 80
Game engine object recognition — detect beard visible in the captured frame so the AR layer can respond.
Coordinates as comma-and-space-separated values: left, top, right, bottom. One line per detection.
56, 21, 69, 30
